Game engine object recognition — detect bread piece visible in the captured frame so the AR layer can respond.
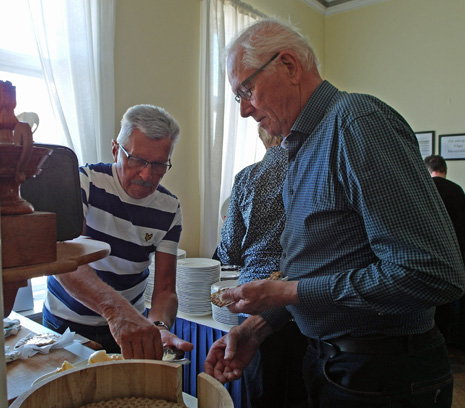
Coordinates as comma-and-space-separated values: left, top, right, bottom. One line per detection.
56, 360, 75, 373
211, 271, 283, 307
88, 350, 124, 364
210, 288, 231, 307
15, 333, 59, 348
267, 271, 282, 280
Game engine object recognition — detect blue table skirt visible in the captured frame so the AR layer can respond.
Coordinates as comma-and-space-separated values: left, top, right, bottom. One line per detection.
171, 316, 245, 407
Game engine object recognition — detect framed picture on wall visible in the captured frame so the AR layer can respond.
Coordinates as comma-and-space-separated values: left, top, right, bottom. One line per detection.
415, 131, 435, 158
439, 133, 465, 160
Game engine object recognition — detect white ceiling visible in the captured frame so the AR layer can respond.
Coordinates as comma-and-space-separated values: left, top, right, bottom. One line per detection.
302, 0, 389, 15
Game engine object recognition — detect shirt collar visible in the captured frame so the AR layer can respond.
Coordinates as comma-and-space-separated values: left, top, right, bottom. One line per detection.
291, 80, 338, 135
285, 81, 338, 158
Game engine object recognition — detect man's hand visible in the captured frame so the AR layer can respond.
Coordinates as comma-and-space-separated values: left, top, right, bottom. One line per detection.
159, 329, 194, 353
221, 279, 299, 315
107, 310, 164, 360
204, 315, 272, 384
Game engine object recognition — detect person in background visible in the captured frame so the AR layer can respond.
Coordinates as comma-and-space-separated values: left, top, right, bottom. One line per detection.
424, 154, 465, 345
214, 126, 307, 408
43, 104, 193, 360
424, 155, 465, 258
205, 19, 465, 408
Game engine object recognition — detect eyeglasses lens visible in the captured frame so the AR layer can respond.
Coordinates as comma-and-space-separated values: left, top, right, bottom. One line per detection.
127, 157, 169, 175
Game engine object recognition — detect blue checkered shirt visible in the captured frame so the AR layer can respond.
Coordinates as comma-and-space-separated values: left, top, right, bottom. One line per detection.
262, 81, 465, 339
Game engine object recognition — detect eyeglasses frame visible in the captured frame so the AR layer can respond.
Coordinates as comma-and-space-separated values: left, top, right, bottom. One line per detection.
235, 52, 280, 103
117, 143, 172, 174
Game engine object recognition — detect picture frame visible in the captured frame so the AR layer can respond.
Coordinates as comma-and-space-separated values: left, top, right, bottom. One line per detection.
439, 133, 465, 160
415, 131, 435, 159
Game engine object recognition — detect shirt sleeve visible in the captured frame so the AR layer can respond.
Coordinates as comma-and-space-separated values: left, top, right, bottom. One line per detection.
298, 110, 465, 315
79, 165, 90, 219
215, 173, 247, 266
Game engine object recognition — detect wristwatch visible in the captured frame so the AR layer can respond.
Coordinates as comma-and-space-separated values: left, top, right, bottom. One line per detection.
153, 321, 169, 330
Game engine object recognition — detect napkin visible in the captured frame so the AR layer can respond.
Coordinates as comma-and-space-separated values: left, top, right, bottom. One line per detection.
4, 346, 20, 363
3, 317, 21, 338
14, 328, 75, 359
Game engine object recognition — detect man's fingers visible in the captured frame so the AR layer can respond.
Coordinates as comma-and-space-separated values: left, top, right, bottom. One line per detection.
120, 340, 134, 360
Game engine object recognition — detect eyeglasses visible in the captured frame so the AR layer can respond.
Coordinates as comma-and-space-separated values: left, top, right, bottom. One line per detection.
235, 52, 280, 103
118, 144, 172, 175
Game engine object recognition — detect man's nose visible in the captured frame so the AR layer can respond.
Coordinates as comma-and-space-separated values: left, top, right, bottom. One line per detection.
240, 98, 253, 118
139, 164, 155, 180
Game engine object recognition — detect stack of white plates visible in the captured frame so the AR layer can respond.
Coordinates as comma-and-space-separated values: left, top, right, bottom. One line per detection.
211, 280, 239, 326
176, 258, 221, 316
144, 249, 187, 305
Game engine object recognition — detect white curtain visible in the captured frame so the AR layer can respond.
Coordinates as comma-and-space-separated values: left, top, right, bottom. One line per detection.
199, 0, 266, 257
27, 0, 116, 165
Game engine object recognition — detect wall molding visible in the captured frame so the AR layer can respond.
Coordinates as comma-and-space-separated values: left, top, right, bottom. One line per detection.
301, 0, 390, 16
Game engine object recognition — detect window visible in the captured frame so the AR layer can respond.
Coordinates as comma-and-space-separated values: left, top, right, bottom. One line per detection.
0, 0, 62, 145
1, 0, 63, 315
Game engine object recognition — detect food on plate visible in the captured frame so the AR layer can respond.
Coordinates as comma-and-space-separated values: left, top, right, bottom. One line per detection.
56, 360, 75, 373
15, 333, 60, 348
79, 396, 187, 407
210, 288, 231, 307
88, 350, 124, 364
210, 271, 284, 307
266, 271, 282, 280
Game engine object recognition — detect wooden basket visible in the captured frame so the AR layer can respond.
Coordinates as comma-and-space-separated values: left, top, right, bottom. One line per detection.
10, 360, 234, 408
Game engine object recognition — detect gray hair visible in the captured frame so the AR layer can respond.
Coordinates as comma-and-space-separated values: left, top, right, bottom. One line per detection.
227, 18, 320, 73
116, 104, 180, 152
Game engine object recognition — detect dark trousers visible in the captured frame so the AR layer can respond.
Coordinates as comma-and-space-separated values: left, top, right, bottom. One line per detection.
239, 316, 308, 408
303, 328, 453, 407
435, 302, 453, 343
43, 310, 121, 353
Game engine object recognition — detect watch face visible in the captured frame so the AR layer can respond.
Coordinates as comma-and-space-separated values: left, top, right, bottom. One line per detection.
153, 321, 168, 330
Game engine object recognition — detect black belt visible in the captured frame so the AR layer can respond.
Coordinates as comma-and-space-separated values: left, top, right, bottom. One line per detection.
306, 325, 441, 356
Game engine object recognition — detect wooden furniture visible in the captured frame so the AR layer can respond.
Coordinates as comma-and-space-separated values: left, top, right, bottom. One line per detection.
0, 81, 108, 317
198, 373, 234, 408
9, 360, 233, 408
2, 237, 111, 317
170, 313, 244, 407
5, 312, 96, 404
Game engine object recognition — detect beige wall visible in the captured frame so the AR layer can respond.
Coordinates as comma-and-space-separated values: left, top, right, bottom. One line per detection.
114, 0, 463, 257
115, 0, 202, 257
114, 0, 323, 257
325, 0, 465, 188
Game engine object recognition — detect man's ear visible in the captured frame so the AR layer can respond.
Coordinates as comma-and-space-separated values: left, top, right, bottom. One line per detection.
111, 139, 119, 162
279, 51, 302, 85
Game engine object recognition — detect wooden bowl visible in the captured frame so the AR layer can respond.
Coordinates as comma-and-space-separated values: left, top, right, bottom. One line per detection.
10, 360, 233, 408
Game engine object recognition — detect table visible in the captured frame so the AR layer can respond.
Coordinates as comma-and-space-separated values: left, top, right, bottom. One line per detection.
171, 312, 245, 408
5, 312, 95, 404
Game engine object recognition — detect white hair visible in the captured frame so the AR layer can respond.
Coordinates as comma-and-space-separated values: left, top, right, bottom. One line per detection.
227, 18, 320, 73
116, 105, 180, 152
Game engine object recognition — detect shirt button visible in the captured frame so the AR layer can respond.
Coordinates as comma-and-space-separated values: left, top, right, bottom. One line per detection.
290, 189, 294, 195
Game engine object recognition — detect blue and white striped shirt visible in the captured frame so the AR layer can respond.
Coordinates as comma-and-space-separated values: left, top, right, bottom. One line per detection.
44, 163, 182, 326
262, 81, 465, 339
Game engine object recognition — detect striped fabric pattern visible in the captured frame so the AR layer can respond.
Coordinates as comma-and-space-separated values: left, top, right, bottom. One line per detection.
44, 162, 182, 326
